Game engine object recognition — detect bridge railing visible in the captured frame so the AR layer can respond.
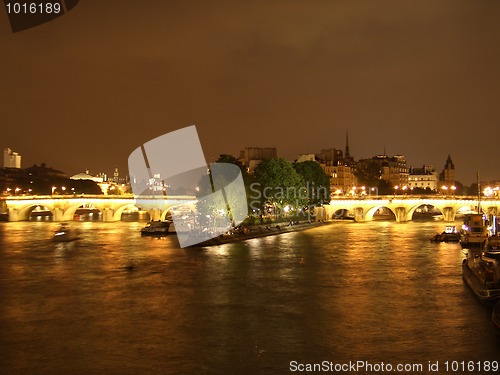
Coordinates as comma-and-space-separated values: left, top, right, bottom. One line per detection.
0, 194, 197, 201
330, 195, 497, 201
0, 194, 135, 200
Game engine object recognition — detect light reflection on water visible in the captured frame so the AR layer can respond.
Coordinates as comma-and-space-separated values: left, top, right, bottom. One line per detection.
0, 220, 499, 374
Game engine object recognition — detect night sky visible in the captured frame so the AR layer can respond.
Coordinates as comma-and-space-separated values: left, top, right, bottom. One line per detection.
1, 0, 499, 185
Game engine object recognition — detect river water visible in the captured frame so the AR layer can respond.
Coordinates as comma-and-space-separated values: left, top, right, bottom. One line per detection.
0, 220, 499, 374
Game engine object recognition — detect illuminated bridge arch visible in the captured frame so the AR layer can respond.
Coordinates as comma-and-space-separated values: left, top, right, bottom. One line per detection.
364, 205, 396, 221
1, 195, 196, 222
324, 196, 500, 223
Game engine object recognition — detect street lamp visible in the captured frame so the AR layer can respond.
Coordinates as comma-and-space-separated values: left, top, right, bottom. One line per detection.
451, 185, 456, 197
441, 185, 448, 196
52, 186, 56, 195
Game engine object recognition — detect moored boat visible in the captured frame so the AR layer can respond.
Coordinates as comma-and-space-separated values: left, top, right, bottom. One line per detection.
493, 301, 500, 331
487, 235, 500, 250
140, 220, 171, 236
484, 248, 500, 260
460, 213, 489, 248
462, 250, 500, 303
430, 225, 460, 243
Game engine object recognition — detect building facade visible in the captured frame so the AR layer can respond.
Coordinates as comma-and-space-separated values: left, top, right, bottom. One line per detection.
239, 147, 277, 172
3, 148, 21, 168
323, 163, 358, 196
408, 165, 438, 191
439, 154, 455, 188
357, 154, 409, 188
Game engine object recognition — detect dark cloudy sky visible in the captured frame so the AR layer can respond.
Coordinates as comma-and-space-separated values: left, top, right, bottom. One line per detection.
1, 0, 499, 185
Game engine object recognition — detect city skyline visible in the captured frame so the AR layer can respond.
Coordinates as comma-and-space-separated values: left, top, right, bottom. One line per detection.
1, 1, 500, 185
0, 144, 485, 191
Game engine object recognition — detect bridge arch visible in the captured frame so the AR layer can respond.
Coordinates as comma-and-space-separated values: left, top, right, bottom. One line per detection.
1, 195, 197, 222
365, 205, 396, 221
407, 204, 444, 221
326, 197, 500, 223
160, 209, 173, 221
331, 208, 353, 220
112, 204, 141, 221
17, 204, 55, 221
62, 203, 101, 221
161, 203, 197, 221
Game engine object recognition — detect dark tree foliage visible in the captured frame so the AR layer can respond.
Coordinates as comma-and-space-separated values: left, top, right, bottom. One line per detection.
355, 161, 382, 188
293, 161, 331, 204
253, 158, 305, 217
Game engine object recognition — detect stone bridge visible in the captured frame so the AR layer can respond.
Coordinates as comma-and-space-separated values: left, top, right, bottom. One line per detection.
318, 196, 500, 222
0, 195, 196, 222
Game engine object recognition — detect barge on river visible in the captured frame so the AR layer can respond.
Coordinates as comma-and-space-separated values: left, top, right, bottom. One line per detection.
462, 250, 500, 303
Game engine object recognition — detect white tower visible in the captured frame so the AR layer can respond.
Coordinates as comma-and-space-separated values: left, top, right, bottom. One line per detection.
3, 148, 21, 168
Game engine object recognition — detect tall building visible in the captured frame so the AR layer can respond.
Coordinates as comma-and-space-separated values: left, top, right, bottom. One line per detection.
3, 148, 21, 168
324, 163, 358, 196
239, 147, 277, 172
316, 148, 343, 164
315, 134, 357, 196
439, 155, 455, 187
343, 131, 355, 166
357, 154, 409, 188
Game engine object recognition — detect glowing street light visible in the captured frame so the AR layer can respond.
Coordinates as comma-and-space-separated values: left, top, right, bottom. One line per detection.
484, 186, 493, 197
52, 186, 56, 195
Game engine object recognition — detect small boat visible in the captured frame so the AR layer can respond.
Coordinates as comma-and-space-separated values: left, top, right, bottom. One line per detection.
487, 235, 500, 250
430, 225, 460, 242
140, 220, 171, 236
484, 248, 500, 260
493, 301, 500, 331
462, 250, 500, 303
53, 223, 79, 242
460, 213, 489, 248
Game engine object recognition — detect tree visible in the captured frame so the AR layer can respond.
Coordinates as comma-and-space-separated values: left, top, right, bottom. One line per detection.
253, 158, 304, 219
468, 183, 478, 196
195, 154, 254, 227
355, 161, 382, 188
293, 161, 330, 205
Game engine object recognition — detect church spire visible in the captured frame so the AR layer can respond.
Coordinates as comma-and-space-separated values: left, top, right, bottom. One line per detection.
345, 130, 350, 159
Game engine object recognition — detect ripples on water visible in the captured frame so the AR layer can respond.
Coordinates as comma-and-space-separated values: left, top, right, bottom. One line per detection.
0, 221, 498, 374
